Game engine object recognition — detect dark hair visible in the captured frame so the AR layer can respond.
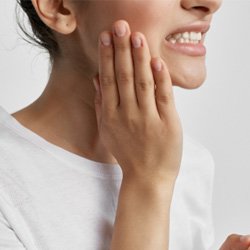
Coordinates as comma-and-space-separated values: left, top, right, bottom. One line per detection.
15, 0, 60, 65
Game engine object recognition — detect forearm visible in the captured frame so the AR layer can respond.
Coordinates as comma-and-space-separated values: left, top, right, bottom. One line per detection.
110, 175, 176, 250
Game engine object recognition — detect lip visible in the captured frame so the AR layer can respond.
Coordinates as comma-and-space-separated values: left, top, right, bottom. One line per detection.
164, 22, 210, 57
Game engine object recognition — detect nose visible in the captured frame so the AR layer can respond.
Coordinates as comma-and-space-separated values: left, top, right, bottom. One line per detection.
181, 0, 222, 15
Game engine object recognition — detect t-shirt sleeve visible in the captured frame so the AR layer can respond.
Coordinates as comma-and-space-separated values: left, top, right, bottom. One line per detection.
0, 210, 25, 249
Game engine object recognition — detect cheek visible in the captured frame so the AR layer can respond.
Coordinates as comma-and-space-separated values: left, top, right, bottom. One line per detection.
110, 1, 173, 38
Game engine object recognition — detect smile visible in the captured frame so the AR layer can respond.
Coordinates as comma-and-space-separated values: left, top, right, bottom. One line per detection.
163, 23, 210, 56
166, 31, 203, 45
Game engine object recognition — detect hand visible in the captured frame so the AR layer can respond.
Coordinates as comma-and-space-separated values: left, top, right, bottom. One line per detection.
219, 234, 250, 250
93, 20, 183, 181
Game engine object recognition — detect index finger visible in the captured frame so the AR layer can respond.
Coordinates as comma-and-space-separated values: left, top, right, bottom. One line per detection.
98, 31, 119, 114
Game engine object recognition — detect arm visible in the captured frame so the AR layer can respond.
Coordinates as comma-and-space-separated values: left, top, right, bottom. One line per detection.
94, 19, 183, 250
110, 175, 176, 250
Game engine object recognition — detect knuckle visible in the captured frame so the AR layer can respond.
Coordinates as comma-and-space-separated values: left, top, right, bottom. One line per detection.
102, 112, 119, 131
100, 75, 116, 87
115, 41, 127, 51
123, 114, 138, 132
136, 80, 152, 91
155, 91, 173, 104
117, 71, 133, 84
103, 51, 113, 61
103, 105, 117, 118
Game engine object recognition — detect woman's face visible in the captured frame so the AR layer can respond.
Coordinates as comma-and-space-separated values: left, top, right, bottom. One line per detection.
70, 0, 222, 89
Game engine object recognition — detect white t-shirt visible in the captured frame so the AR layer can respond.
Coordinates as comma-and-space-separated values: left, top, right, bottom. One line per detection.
0, 105, 215, 250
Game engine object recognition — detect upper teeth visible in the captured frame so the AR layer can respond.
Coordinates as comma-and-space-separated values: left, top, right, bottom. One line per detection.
167, 32, 202, 44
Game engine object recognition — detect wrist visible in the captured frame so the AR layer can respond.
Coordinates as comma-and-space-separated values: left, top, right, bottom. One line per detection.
122, 173, 176, 197
123, 168, 177, 185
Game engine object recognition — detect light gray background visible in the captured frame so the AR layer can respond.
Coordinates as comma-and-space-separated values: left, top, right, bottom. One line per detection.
0, 1, 249, 249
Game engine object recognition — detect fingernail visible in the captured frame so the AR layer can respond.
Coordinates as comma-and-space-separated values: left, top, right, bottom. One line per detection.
132, 36, 142, 48
100, 32, 111, 46
152, 59, 163, 72
113, 22, 127, 37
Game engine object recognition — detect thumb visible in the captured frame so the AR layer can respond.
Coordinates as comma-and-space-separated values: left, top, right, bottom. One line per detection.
93, 75, 102, 131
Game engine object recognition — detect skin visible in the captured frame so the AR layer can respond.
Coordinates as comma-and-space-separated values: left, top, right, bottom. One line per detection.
219, 234, 250, 250
12, 0, 222, 165
94, 20, 183, 249
12, 0, 250, 249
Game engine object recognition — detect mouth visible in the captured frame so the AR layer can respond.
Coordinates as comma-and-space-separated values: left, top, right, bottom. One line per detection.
164, 22, 211, 56
166, 31, 204, 45
165, 22, 210, 45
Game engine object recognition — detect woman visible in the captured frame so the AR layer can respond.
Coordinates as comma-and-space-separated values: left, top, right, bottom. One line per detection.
0, 0, 249, 249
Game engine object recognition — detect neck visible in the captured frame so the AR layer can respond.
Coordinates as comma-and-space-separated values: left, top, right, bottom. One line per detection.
12, 59, 118, 165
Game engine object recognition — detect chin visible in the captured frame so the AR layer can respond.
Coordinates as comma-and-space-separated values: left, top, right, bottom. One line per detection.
169, 57, 207, 90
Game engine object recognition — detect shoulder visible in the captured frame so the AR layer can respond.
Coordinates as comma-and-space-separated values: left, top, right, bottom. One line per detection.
0, 106, 24, 151
0, 120, 27, 159
0, 122, 33, 208
0, 117, 35, 181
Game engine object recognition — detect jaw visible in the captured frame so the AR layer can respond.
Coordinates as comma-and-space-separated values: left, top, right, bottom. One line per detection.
164, 54, 207, 89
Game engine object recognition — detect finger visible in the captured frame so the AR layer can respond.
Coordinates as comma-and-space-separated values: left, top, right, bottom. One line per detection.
98, 31, 119, 114
219, 234, 249, 250
112, 20, 138, 111
93, 75, 102, 131
151, 57, 176, 121
240, 235, 250, 248
219, 234, 239, 250
131, 32, 158, 115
